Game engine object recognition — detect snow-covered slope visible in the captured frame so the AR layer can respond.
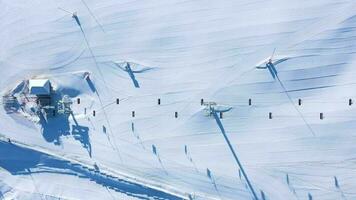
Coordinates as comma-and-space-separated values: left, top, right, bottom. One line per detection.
1, 0, 356, 199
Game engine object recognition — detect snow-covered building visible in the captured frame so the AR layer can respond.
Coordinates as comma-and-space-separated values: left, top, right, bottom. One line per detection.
29, 79, 51, 96
29, 79, 52, 107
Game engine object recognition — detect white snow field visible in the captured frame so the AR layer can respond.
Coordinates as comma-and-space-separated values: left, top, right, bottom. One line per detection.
1, 0, 356, 199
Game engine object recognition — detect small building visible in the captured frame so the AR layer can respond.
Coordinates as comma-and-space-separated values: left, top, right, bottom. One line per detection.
29, 79, 51, 96
29, 79, 52, 106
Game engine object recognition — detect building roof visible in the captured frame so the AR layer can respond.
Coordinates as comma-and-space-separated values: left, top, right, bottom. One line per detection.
29, 79, 51, 95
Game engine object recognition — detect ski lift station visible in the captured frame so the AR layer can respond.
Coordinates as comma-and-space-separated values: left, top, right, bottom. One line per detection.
29, 79, 52, 106
29, 79, 51, 96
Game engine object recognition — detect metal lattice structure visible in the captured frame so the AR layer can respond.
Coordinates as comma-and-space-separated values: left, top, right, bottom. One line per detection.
57, 95, 73, 115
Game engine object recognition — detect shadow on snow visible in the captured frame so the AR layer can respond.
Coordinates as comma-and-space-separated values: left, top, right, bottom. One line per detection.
0, 141, 182, 200
39, 88, 91, 157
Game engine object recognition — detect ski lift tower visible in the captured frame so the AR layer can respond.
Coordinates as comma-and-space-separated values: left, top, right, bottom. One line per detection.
57, 95, 73, 115
202, 102, 217, 116
202, 101, 233, 118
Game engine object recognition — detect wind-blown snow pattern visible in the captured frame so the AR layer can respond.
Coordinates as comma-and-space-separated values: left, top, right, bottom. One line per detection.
0, 0, 356, 199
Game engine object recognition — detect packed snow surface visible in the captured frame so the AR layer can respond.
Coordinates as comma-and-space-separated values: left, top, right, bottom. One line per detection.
1, 0, 356, 199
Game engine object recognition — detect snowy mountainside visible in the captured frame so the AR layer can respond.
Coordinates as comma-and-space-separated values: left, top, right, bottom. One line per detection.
1, 0, 356, 199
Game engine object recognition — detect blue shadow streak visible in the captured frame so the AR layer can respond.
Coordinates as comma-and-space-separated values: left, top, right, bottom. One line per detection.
212, 112, 259, 200
0, 141, 182, 200
270, 63, 278, 76
126, 65, 140, 88
267, 63, 276, 79
86, 77, 96, 93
